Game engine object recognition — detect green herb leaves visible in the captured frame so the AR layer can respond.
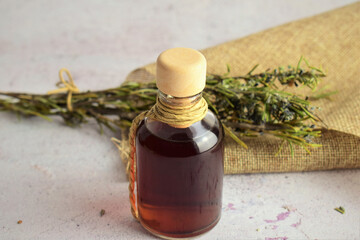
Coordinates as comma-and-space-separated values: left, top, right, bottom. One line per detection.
0, 57, 331, 154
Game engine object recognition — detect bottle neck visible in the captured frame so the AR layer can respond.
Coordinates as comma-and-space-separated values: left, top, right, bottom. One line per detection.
158, 91, 202, 107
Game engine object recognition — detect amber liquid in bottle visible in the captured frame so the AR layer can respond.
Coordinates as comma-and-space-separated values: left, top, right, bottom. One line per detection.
136, 94, 224, 239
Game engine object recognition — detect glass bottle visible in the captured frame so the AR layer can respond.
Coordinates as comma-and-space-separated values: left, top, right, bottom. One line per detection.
135, 48, 224, 239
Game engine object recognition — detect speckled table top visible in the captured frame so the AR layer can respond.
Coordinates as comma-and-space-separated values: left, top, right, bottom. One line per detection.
1, 1, 359, 239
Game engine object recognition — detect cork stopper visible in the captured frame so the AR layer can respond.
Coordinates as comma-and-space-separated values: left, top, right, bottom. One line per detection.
156, 48, 206, 97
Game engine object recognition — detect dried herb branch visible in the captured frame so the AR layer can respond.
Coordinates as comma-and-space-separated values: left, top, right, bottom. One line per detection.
0, 57, 330, 153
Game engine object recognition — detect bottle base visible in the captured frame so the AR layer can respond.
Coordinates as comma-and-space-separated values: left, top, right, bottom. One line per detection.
140, 215, 221, 239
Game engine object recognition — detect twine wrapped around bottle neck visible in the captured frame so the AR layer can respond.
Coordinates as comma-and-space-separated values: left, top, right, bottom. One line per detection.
128, 95, 208, 220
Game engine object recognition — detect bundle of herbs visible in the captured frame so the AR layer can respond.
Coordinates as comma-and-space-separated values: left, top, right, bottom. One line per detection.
0, 57, 331, 154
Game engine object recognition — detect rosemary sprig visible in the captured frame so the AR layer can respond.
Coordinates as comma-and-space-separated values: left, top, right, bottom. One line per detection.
0, 57, 331, 153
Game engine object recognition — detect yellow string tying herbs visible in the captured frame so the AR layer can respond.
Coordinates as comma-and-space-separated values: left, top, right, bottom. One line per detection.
127, 96, 208, 220
48, 68, 80, 112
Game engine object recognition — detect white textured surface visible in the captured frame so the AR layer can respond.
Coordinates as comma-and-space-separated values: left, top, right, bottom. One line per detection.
1, 1, 359, 239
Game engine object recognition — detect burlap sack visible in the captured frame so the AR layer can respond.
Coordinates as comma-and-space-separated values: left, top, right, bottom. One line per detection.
124, 3, 360, 174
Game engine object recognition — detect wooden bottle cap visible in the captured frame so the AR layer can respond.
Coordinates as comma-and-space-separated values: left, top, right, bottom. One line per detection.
156, 48, 206, 97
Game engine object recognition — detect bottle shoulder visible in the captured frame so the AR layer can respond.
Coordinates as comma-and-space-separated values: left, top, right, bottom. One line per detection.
136, 110, 224, 152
